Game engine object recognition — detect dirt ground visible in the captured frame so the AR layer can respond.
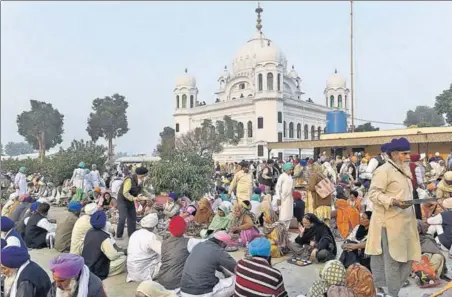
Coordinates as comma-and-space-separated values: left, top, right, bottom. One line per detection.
25, 207, 449, 297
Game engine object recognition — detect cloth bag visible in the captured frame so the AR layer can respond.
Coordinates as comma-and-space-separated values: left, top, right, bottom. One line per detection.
315, 174, 335, 199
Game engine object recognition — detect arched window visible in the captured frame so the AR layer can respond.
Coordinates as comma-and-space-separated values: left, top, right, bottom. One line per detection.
289, 122, 294, 138
338, 95, 343, 108
258, 74, 263, 91
190, 95, 194, 108
237, 122, 244, 139
283, 121, 287, 137
182, 95, 187, 108
330, 95, 334, 108
304, 124, 308, 140
176, 95, 180, 108
247, 121, 253, 138
267, 73, 274, 90
311, 125, 315, 140
318, 126, 322, 139
277, 74, 281, 91
297, 123, 301, 139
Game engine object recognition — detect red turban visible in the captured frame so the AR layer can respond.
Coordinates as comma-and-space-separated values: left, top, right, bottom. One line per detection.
293, 191, 302, 200
410, 154, 420, 162
169, 216, 187, 237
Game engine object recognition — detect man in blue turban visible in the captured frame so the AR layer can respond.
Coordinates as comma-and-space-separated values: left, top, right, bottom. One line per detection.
1, 216, 26, 248
81, 211, 126, 280
275, 163, 294, 230
234, 237, 287, 296
1, 246, 51, 297
54, 201, 82, 253
365, 137, 420, 296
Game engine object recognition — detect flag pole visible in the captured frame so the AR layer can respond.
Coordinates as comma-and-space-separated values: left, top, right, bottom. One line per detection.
350, 0, 355, 132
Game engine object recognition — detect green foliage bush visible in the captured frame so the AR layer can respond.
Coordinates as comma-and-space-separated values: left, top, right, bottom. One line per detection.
0, 140, 107, 186
149, 151, 214, 200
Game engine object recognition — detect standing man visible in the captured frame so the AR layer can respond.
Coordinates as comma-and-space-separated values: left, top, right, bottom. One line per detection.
14, 167, 27, 196
365, 137, 421, 297
70, 162, 87, 189
228, 161, 253, 204
275, 163, 294, 230
116, 166, 149, 239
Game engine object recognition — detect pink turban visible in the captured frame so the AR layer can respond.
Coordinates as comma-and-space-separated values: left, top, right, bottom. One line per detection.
50, 254, 84, 279
213, 231, 231, 244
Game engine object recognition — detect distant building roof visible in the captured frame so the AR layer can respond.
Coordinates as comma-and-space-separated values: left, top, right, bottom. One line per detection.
268, 127, 452, 149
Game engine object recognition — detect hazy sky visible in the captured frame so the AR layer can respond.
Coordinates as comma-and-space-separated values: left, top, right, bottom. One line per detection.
2, 1, 452, 154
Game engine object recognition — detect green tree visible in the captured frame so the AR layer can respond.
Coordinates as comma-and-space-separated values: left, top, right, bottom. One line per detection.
155, 126, 175, 157
0, 139, 107, 186
354, 122, 380, 132
434, 83, 452, 125
17, 100, 64, 162
403, 105, 445, 127
175, 116, 244, 158
149, 151, 214, 199
4, 142, 35, 156
87, 93, 129, 159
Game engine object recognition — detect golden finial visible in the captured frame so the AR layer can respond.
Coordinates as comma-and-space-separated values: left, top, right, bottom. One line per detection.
255, 2, 263, 33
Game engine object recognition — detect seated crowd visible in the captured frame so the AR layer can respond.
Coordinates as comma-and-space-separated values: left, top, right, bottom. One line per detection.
2, 145, 452, 297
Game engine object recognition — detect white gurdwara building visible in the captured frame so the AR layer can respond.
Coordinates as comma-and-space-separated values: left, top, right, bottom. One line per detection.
173, 4, 350, 162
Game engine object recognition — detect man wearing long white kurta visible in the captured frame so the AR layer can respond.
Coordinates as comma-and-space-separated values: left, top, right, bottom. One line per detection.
14, 167, 28, 196
70, 162, 87, 189
275, 163, 294, 230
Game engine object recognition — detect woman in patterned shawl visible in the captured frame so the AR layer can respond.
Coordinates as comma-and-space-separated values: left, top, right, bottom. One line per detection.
260, 199, 289, 258
307, 260, 348, 297
229, 201, 260, 247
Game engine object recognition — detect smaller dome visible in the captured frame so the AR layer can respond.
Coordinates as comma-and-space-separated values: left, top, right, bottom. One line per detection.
289, 65, 299, 79
219, 66, 230, 79
176, 69, 196, 88
326, 69, 346, 89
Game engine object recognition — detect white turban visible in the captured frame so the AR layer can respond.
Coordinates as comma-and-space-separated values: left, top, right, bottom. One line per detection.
140, 213, 158, 228
84, 203, 98, 215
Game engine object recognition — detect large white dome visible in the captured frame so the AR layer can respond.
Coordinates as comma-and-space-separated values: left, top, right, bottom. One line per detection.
232, 32, 287, 74
326, 70, 346, 89
176, 69, 196, 88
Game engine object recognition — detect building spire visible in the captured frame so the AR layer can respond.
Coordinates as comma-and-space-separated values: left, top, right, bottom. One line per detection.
334, 68, 338, 74
255, 2, 263, 33
185, 68, 188, 73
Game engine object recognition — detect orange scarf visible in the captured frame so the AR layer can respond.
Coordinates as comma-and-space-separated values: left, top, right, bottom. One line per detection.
336, 199, 360, 239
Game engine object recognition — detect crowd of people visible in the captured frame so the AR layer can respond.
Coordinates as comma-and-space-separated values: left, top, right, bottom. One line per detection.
1, 145, 452, 297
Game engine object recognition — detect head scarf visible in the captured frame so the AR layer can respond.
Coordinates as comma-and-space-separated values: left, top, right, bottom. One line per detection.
68, 201, 82, 212
90, 211, 107, 229
140, 213, 158, 228
355, 211, 372, 241
136, 280, 177, 297
438, 171, 452, 193
299, 160, 307, 167
78, 162, 85, 168
213, 230, 230, 243
30, 202, 40, 212
169, 216, 186, 237
230, 202, 250, 228
208, 204, 230, 231
390, 137, 411, 152
84, 203, 98, 215
308, 260, 346, 297
248, 237, 271, 257
94, 187, 101, 193
1, 246, 30, 268
50, 254, 84, 279
19, 167, 26, 173
293, 191, 301, 200
1, 216, 14, 232
194, 198, 213, 224
168, 192, 178, 201
345, 264, 376, 297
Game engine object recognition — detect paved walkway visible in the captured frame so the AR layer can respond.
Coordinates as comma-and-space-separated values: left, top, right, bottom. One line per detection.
27, 207, 448, 297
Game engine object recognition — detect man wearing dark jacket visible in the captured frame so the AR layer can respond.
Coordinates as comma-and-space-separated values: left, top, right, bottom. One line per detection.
48, 253, 107, 297
1, 246, 51, 297
180, 231, 237, 297
116, 167, 148, 238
